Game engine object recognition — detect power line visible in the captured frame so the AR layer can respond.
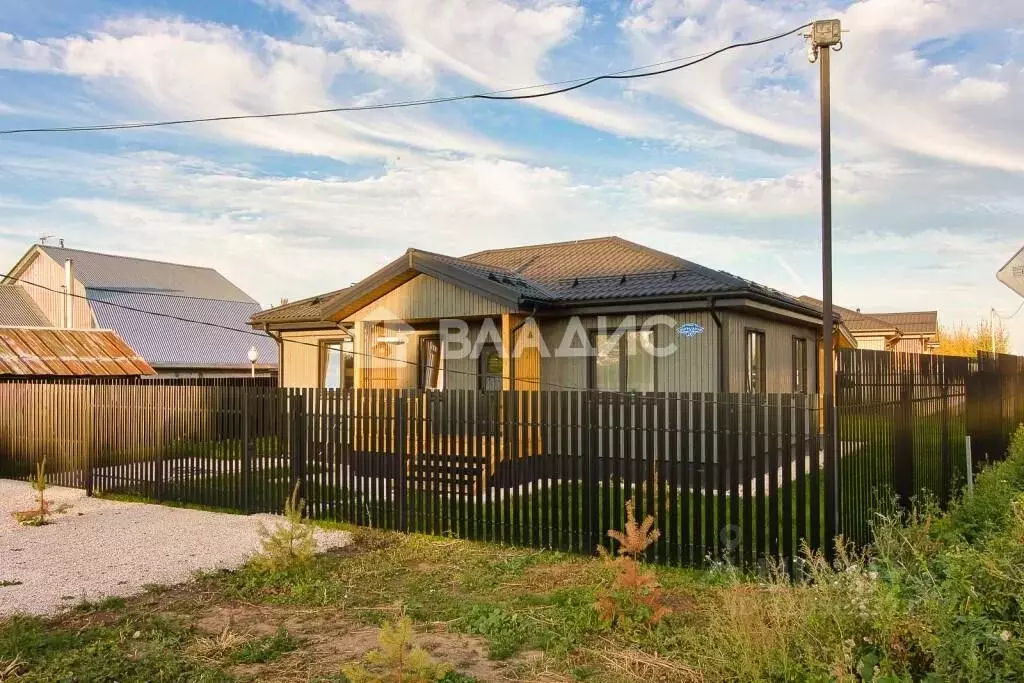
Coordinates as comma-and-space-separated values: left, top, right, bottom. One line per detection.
6, 273, 592, 391
0, 24, 811, 136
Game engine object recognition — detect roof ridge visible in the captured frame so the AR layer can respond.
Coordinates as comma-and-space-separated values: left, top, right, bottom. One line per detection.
38, 245, 219, 272
461, 235, 620, 259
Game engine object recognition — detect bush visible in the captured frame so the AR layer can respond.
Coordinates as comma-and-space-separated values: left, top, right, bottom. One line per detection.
253, 482, 317, 571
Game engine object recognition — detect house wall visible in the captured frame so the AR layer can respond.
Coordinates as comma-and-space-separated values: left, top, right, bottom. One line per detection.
539, 311, 721, 393
343, 274, 510, 322
278, 328, 346, 387
724, 312, 818, 394
15, 250, 94, 328
892, 336, 930, 354
854, 335, 888, 351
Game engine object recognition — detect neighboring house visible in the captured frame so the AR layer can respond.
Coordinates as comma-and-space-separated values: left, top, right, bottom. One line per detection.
252, 236, 828, 395
2, 245, 278, 377
798, 297, 939, 353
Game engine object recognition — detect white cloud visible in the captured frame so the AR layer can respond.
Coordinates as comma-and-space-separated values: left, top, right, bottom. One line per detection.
0, 19, 511, 161
944, 77, 1010, 104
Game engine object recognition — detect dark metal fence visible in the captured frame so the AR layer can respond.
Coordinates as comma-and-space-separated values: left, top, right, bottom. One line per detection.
2, 349, 1022, 566
1, 381, 827, 569
836, 349, 1024, 545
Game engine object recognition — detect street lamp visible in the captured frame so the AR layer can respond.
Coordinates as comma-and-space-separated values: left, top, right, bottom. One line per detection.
247, 345, 259, 378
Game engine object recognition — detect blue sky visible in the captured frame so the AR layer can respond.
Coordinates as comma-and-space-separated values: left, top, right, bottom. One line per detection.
1, 0, 1023, 348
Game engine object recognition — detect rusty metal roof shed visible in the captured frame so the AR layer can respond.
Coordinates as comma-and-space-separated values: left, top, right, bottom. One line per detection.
0, 327, 155, 377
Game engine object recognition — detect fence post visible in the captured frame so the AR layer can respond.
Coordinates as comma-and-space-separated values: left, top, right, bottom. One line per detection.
582, 391, 599, 553
939, 382, 951, 507
394, 390, 408, 532
85, 384, 98, 497
289, 392, 308, 502
153, 385, 164, 502
893, 371, 915, 511
241, 389, 252, 514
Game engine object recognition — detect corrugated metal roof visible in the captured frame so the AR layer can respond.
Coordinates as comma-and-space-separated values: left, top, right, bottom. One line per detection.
253, 236, 818, 324
871, 311, 938, 336
38, 246, 256, 303
0, 327, 154, 376
89, 290, 278, 369
0, 285, 49, 326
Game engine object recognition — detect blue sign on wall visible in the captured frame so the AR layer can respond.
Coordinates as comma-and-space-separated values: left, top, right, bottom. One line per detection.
677, 322, 705, 337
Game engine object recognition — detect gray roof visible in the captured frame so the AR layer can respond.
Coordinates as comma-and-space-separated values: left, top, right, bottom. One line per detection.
39, 246, 256, 303
0, 285, 49, 326
89, 290, 277, 368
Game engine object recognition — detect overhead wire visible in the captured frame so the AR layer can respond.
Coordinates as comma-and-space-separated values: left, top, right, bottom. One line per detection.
0, 23, 812, 135
5, 273, 595, 391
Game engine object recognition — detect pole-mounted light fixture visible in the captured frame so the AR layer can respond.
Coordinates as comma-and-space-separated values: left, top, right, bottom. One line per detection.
247, 345, 259, 378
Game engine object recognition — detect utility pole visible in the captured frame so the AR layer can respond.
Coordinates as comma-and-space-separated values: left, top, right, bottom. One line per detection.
809, 19, 843, 545
990, 307, 996, 354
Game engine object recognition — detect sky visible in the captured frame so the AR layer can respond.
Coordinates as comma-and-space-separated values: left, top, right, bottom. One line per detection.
0, 0, 1022, 350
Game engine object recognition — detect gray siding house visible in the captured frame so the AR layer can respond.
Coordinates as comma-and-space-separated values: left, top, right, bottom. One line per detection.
253, 237, 824, 395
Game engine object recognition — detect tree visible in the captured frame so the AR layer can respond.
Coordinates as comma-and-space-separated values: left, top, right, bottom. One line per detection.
936, 320, 1010, 357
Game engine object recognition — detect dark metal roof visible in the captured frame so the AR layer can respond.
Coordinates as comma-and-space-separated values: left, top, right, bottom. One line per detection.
251, 288, 350, 325
38, 246, 256, 303
797, 296, 896, 333
0, 327, 154, 376
253, 237, 822, 325
871, 311, 938, 336
89, 290, 278, 369
0, 285, 48, 327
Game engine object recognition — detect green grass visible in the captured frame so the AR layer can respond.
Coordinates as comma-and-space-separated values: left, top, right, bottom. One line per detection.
228, 628, 300, 664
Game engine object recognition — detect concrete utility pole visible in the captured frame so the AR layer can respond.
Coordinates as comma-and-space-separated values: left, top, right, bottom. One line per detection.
809, 18, 843, 541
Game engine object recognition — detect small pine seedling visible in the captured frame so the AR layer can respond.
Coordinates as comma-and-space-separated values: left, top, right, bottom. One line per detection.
254, 481, 317, 570
595, 498, 673, 628
344, 614, 450, 683
13, 458, 52, 526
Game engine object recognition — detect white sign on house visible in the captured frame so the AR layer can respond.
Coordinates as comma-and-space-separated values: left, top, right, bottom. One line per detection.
997, 245, 1024, 298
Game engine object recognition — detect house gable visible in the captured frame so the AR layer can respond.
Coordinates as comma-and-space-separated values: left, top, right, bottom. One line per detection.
4, 246, 94, 329
344, 273, 512, 323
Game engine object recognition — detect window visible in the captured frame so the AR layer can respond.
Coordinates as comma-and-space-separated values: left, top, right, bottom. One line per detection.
419, 336, 444, 390
590, 330, 656, 392
478, 345, 503, 391
792, 337, 808, 393
320, 338, 354, 390
745, 329, 766, 393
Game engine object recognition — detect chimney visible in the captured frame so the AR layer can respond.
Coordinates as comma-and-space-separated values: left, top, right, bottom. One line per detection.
280, 297, 289, 306
64, 259, 74, 328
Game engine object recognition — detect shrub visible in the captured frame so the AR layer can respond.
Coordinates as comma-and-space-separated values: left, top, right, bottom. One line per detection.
253, 482, 317, 571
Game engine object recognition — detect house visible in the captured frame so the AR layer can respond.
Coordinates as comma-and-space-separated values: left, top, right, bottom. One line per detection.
2, 244, 278, 377
797, 297, 939, 353
252, 237, 829, 395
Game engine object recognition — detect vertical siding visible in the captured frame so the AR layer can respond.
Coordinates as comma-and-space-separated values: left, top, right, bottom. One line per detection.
280, 329, 336, 387
344, 274, 509, 322
726, 312, 817, 393
856, 335, 888, 351
540, 311, 719, 393
16, 250, 94, 328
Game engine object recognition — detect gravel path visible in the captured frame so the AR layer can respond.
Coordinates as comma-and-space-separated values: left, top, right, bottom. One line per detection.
0, 479, 351, 618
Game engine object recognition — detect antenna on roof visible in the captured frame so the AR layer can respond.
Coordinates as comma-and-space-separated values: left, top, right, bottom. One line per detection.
59, 238, 64, 248
39, 234, 55, 245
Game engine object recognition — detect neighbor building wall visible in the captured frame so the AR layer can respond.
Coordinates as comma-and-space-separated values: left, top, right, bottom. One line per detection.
725, 312, 818, 394
15, 250, 94, 329
854, 335, 889, 351
278, 328, 346, 387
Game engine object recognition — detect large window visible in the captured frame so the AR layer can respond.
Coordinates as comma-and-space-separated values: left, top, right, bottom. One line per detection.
320, 338, 354, 390
590, 330, 656, 392
792, 337, 808, 393
745, 329, 766, 393
419, 336, 444, 390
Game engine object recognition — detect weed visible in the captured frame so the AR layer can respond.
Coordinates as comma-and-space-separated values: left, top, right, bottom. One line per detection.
343, 613, 449, 682
74, 596, 128, 613
0, 580, 22, 588
460, 604, 529, 659
253, 481, 317, 571
12, 459, 57, 527
229, 627, 300, 664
